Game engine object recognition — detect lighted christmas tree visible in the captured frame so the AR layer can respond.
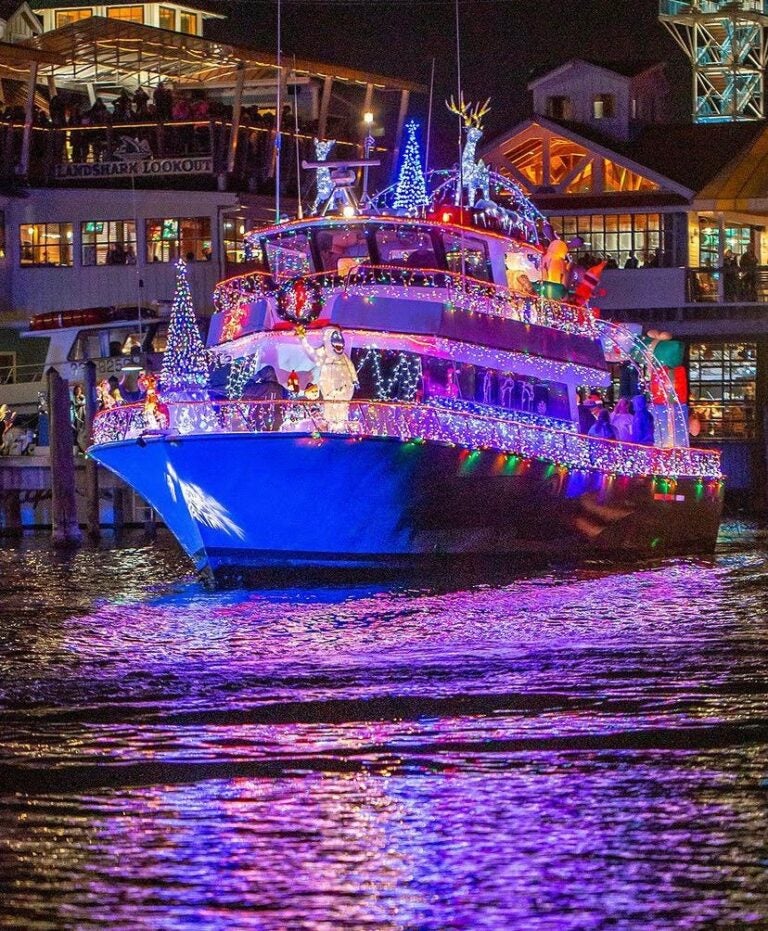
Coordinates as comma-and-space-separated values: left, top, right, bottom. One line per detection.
160, 259, 209, 394
393, 120, 429, 215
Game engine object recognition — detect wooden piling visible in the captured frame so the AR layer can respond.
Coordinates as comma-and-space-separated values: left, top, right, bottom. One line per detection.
2, 491, 21, 536
112, 486, 125, 532
48, 367, 82, 547
83, 360, 100, 540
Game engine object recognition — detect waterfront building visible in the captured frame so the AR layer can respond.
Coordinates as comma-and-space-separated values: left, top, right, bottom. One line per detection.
0, 2, 422, 411
481, 57, 768, 506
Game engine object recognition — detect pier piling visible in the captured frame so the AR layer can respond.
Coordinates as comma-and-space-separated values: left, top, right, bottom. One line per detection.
48, 367, 82, 547
83, 361, 100, 541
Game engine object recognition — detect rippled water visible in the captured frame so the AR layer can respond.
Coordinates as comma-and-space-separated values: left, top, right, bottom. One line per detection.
1, 526, 768, 929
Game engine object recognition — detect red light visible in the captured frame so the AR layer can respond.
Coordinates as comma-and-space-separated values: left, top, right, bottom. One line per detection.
441, 211, 452, 223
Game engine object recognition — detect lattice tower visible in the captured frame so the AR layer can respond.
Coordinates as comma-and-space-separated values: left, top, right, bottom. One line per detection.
660, 1, 768, 122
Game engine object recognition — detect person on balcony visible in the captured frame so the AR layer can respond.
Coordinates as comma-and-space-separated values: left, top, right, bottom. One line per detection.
133, 87, 150, 120
739, 246, 758, 302
723, 249, 739, 301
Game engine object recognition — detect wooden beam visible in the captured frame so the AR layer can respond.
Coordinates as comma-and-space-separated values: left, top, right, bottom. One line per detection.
226, 61, 246, 174
19, 59, 38, 177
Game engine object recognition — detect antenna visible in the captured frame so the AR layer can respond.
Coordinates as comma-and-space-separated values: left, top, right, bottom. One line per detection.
425, 56, 435, 184
293, 54, 303, 219
275, 0, 282, 221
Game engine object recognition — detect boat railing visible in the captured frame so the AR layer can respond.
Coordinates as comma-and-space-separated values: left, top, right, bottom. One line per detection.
213, 265, 600, 343
91, 398, 723, 480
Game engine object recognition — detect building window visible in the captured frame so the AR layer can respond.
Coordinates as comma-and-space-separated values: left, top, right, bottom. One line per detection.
55, 8, 92, 27
689, 343, 757, 439
159, 6, 175, 30
146, 217, 211, 263
223, 218, 246, 264
546, 96, 572, 120
81, 220, 137, 266
549, 213, 663, 268
179, 11, 197, 34
20, 223, 73, 267
593, 94, 616, 119
106, 6, 144, 23
698, 219, 755, 267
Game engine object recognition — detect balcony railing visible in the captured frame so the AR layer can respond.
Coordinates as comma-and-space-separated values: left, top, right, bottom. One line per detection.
213, 266, 601, 344
91, 398, 723, 480
0, 119, 360, 191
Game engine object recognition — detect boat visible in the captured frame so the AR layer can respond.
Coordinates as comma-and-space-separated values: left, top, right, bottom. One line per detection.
2, 305, 170, 416
87, 114, 724, 582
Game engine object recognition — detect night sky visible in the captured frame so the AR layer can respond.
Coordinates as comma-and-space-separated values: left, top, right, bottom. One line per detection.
210, 0, 690, 147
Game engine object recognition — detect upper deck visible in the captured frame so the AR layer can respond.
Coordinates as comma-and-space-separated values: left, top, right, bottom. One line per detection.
210, 215, 606, 371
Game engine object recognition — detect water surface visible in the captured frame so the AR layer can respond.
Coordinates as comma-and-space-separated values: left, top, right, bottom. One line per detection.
1, 526, 767, 929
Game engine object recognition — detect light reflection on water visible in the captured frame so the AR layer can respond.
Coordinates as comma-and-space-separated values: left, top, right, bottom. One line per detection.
1, 526, 767, 929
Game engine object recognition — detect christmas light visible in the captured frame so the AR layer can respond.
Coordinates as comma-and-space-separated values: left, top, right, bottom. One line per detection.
356, 347, 422, 401
160, 260, 209, 395
393, 121, 429, 216
92, 398, 723, 481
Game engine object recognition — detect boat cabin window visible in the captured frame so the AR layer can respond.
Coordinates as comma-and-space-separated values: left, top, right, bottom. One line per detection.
316, 227, 370, 276
264, 232, 315, 280
107, 328, 143, 358
374, 226, 438, 269
144, 323, 168, 354
441, 231, 491, 282
69, 330, 104, 362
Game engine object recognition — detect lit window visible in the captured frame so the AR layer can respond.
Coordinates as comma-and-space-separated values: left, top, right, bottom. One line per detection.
81, 220, 137, 266
593, 94, 616, 120
106, 6, 144, 23
55, 8, 92, 27
223, 218, 247, 264
159, 6, 175, 30
179, 11, 197, 34
265, 231, 315, 278
374, 226, 437, 269
689, 343, 757, 439
20, 223, 73, 267
549, 213, 663, 269
146, 217, 212, 263
546, 96, 572, 120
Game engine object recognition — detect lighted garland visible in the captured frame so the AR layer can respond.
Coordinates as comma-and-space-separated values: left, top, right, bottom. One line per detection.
276, 276, 324, 327
92, 399, 723, 481
356, 347, 423, 401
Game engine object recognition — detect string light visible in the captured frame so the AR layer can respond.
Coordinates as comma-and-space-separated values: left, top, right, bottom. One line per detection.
393, 121, 429, 215
92, 399, 723, 481
160, 259, 209, 395
356, 347, 422, 401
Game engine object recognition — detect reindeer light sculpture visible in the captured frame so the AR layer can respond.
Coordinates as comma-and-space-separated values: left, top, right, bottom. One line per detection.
446, 94, 491, 207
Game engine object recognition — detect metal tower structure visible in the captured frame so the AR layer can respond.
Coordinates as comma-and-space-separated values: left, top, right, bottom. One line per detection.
660, 1, 768, 122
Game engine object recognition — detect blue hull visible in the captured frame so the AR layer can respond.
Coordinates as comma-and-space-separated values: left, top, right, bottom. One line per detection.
89, 433, 724, 580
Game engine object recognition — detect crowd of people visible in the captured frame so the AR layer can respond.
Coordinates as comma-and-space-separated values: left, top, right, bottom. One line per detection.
578, 392, 655, 445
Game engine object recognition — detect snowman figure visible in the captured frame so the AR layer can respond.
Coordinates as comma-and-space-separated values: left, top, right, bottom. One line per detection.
300, 327, 359, 430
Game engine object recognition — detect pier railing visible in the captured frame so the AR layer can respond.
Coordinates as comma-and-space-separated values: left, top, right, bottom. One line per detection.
91, 398, 723, 480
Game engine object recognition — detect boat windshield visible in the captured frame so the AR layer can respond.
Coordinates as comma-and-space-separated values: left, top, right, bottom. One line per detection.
264, 232, 315, 281
373, 225, 438, 269
442, 230, 491, 281
316, 227, 370, 276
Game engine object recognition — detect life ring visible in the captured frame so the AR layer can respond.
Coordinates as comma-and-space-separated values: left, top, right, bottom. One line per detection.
275, 277, 323, 327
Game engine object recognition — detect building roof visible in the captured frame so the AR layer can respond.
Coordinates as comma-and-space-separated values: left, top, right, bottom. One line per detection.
31, 0, 223, 12
527, 57, 664, 89
0, 37, 61, 77
20, 15, 426, 91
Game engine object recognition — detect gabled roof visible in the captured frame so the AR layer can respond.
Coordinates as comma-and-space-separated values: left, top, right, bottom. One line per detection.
527, 57, 664, 90
483, 114, 766, 198
0, 0, 33, 20
32, 0, 224, 12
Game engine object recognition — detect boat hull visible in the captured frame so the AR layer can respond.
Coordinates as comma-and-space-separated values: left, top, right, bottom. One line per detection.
89, 432, 724, 580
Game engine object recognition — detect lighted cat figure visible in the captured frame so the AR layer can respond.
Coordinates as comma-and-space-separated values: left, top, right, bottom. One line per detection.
310, 138, 336, 215
446, 94, 491, 206
300, 327, 359, 430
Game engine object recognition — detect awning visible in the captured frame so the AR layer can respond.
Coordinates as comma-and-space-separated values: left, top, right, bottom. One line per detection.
20, 17, 426, 92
